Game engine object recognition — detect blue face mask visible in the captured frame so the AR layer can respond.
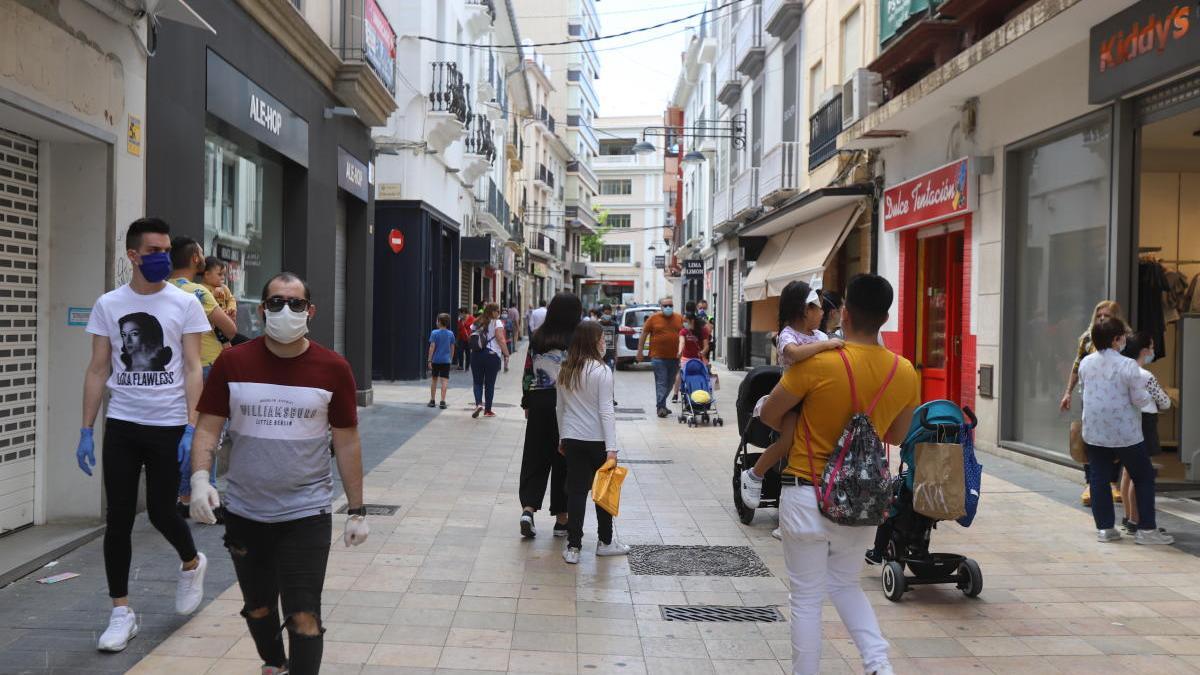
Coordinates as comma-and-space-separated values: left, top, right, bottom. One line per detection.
662, 306, 674, 316
137, 251, 173, 283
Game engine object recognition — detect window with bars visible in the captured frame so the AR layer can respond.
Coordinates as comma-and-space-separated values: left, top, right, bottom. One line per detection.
606, 213, 631, 228
599, 179, 632, 195
598, 244, 631, 263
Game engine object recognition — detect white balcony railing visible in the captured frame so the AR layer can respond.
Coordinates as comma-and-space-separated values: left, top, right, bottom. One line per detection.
731, 167, 760, 219
759, 142, 802, 206
712, 185, 732, 226
735, 2, 764, 77
593, 154, 639, 166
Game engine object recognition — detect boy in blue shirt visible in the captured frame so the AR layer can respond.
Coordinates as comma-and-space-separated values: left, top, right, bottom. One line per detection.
428, 313, 456, 409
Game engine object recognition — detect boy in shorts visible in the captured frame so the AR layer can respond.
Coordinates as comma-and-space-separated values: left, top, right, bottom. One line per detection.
428, 313, 456, 409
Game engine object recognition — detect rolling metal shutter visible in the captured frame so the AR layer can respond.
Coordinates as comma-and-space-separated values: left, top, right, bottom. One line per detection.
0, 128, 38, 534
334, 193, 347, 355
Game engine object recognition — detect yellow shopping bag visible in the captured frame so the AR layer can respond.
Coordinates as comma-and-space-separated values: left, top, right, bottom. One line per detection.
592, 459, 628, 517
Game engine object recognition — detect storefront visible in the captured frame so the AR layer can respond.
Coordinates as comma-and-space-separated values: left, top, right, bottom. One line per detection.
881, 158, 976, 409
146, 1, 380, 404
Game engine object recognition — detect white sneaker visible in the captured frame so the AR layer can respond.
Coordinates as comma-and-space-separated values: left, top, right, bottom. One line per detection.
739, 469, 763, 509
563, 546, 581, 564
176, 552, 207, 614
771, 528, 782, 540
1135, 528, 1175, 545
596, 539, 631, 557
97, 606, 138, 652
866, 664, 895, 675
1097, 528, 1122, 542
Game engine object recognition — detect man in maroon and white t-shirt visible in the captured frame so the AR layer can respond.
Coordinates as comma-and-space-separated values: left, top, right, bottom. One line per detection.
188, 271, 367, 675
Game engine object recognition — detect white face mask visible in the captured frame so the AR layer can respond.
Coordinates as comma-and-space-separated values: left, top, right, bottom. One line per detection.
1142, 353, 1154, 366
264, 306, 309, 343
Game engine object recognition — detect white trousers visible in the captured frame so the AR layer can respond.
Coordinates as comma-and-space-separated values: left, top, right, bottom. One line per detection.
779, 485, 890, 675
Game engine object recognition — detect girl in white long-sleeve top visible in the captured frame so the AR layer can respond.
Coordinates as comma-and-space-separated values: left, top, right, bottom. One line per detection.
1078, 318, 1172, 545
556, 321, 630, 564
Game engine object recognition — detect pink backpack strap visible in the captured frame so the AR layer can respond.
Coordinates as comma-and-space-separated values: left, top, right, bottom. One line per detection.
837, 349, 860, 412
866, 354, 901, 416
836, 349, 900, 415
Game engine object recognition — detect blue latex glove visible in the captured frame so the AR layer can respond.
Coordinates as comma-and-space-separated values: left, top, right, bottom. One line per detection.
76, 428, 95, 476
178, 425, 195, 475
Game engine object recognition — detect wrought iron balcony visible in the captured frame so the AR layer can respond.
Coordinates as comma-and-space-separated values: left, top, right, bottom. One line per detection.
808, 93, 842, 170
464, 114, 496, 162
429, 62, 470, 125
537, 105, 557, 134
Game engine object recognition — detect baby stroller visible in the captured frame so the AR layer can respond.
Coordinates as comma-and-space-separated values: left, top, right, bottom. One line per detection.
876, 400, 983, 602
677, 358, 723, 427
731, 366, 784, 524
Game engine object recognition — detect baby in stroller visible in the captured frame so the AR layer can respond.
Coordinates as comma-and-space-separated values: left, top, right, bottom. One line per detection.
738, 280, 842, 512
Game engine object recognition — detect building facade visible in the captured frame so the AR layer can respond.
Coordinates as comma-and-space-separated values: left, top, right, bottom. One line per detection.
843, 0, 1200, 484
589, 117, 670, 307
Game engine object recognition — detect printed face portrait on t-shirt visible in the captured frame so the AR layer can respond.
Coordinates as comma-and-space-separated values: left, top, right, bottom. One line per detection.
118, 312, 171, 371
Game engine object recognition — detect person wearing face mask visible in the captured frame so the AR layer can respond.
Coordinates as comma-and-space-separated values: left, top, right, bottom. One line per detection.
188, 271, 368, 675
636, 297, 684, 417
1119, 331, 1172, 536
1077, 318, 1172, 545
79, 218, 211, 653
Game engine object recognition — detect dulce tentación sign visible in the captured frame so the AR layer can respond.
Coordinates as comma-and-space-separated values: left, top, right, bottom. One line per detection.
882, 158, 970, 232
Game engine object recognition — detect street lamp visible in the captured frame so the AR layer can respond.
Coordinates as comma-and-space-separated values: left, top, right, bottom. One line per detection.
682, 149, 707, 165
632, 140, 656, 155
634, 112, 747, 159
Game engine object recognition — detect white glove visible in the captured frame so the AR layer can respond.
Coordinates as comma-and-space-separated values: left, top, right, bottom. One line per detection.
189, 471, 221, 525
343, 515, 369, 547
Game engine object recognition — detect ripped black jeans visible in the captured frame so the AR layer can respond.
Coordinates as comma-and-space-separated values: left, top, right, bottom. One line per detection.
224, 510, 332, 674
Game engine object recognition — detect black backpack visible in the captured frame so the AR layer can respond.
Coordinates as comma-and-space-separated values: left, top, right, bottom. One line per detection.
469, 321, 491, 353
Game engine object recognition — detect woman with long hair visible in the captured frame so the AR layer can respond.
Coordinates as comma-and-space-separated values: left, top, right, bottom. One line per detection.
556, 321, 629, 564
518, 292, 582, 538
470, 302, 509, 418
677, 311, 710, 368
1060, 300, 1124, 505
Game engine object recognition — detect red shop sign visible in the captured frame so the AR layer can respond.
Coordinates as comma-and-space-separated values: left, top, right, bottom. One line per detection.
882, 158, 971, 232
388, 229, 405, 254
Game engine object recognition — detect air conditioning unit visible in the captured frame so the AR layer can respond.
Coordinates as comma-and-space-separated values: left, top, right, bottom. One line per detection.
841, 69, 882, 128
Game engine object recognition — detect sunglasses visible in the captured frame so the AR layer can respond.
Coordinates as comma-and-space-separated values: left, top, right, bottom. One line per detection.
263, 296, 310, 313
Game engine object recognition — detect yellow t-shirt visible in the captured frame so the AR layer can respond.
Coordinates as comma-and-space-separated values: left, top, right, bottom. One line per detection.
204, 282, 238, 314
780, 343, 921, 482
171, 279, 223, 367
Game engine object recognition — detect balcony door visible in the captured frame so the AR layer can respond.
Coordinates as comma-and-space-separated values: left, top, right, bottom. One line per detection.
915, 227, 964, 404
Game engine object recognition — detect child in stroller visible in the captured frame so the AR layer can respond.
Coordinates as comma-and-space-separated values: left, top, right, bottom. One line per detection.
867, 400, 984, 602
678, 358, 723, 427
737, 280, 842, 512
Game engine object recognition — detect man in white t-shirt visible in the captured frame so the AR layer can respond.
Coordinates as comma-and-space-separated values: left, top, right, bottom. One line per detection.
528, 299, 548, 334
77, 218, 211, 653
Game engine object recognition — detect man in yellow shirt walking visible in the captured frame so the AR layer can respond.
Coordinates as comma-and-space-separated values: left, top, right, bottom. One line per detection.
760, 274, 920, 675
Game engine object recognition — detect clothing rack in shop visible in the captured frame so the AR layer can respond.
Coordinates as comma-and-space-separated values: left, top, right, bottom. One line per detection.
1159, 260, 1200, 265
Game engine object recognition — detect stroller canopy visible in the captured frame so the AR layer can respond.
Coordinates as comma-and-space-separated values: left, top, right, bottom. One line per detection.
903, 400, 966, 448
735, 365, 782, 434
681, 358, 712, 395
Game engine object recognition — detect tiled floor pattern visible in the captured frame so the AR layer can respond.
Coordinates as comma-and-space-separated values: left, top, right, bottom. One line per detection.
127, 359, 1200, 674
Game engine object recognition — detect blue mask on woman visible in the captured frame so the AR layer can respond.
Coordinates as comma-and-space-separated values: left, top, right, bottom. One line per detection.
138, 252, 173, 283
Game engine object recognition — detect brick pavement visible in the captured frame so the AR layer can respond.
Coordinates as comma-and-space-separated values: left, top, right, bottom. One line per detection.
10, 352, 1200, 674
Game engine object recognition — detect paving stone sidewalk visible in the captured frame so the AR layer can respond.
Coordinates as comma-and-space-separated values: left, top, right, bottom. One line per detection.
10, 351, 1200, 674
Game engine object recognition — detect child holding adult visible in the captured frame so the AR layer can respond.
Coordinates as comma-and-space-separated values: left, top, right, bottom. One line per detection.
739, 280, 844, 518
427, 313, 456, 409
557, 321, 630, 564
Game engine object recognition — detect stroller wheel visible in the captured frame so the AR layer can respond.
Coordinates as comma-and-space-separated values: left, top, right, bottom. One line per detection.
732, 471, 755, 524
702, 413, 710, 424
957, 558, 983, 598
882, 561, 906, 602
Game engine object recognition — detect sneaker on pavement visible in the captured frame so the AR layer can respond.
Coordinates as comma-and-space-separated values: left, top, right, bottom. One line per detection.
1097, 528, 1122, 542
771, 528, 782, 540
439, 401, 447, 409
596, 539, 631, 557
96, 606, 138, 652
671, 394, 679, 403
656, 408, 669, 418
1135, 528, 1175, 545
472, 405, 483, 419
866, 664, 895, 675
483, 410, 497, 417
553, 522, 568, 537
739, 469, 763, 509
261, 667, 289, 675
520, 512, 536, 538
427, 399, 436, 408
176, 552, 207, 614
864, 549, 884, 565
1121, 518, 1138, 535
563, 546, 581, 564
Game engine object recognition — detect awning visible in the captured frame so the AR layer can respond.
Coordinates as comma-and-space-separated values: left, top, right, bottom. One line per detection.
743, 203, 866, 301
739, 185, 871, 238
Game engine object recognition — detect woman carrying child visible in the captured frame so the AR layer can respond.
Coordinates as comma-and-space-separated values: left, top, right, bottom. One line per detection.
739, 280, 843, 538
556, 321, 630, 564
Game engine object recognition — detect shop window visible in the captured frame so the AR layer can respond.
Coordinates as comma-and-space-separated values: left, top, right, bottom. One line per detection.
203, 128, 283, 337
1004, 111, 1112, 456
598, 244, 631, 263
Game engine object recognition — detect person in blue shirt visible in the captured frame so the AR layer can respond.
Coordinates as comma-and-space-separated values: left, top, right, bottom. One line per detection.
428, 313, 456, 409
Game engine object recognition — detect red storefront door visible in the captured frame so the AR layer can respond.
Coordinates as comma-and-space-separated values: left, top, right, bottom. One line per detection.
917, 230, 963, 403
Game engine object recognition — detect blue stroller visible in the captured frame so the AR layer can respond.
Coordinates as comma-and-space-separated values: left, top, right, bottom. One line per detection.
677, 359, 723, 428
874, 400, 984, 602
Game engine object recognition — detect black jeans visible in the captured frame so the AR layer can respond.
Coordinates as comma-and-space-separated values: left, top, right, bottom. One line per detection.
519, 394, 566, 514
224, 510, 332, 675
102, 418, 198, 599
1085, 442, 1157, 531
455, 339, 469, 369
563, 438, 613, 549
472, 351, 501, 410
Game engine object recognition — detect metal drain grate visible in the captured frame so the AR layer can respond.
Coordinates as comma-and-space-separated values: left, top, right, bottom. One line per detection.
619, 459, 674, 465
615, 416, 646, 421
660, 605, 784, 623
628, 545, 772, 577
335, 503, 400, 516
615, 407, 646, 414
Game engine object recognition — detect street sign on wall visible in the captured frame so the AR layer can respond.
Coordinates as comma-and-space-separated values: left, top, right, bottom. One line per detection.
882, 157, 970, 232
880, 0, 941, 44
683, 259, 705, 277
364, 0, 396, 94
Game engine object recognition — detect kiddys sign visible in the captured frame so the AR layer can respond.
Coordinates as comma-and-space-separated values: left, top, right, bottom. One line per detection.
1089, 0, 1199, 103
